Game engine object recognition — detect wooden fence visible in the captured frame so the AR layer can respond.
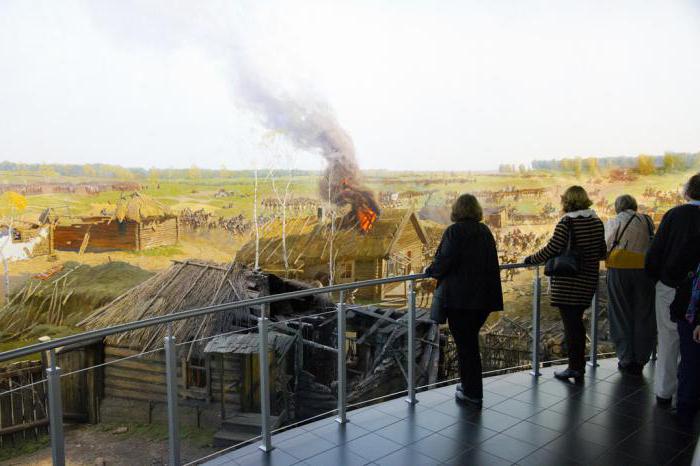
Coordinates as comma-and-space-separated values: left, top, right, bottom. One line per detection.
0, 360, 48, 448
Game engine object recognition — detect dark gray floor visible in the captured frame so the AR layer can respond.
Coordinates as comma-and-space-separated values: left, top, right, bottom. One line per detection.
205, 359, 699, 465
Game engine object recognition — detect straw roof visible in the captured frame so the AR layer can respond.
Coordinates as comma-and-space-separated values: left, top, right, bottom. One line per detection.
79, 259, 333, 354
79, 260, 264, 353
113, 192, 174, 223
236, 209, 427, 269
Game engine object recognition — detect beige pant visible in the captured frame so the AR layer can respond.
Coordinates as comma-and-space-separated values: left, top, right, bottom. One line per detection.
655, 282, 679, 399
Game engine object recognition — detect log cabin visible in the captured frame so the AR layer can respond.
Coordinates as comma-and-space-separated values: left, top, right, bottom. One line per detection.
235, 209, 429, 301
77, 260, 336, 445
53, 192, 178, 253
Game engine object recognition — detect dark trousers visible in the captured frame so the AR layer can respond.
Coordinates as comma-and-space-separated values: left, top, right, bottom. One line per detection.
447, 308, 490, 399
558, 305, 588, 371
677, 319, 700, 415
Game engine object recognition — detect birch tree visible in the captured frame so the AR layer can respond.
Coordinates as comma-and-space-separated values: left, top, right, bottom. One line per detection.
0, 192, 27, 303
262, 131, 297, 276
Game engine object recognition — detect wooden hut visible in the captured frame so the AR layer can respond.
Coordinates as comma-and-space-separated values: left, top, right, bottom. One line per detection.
78, 260, 333, 439
236, 209, 429, 301
483, 206, 508, 229
54, 192, 178, 253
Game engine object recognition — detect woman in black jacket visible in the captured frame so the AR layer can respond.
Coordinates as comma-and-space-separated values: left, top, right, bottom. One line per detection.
426, 194, 503, 406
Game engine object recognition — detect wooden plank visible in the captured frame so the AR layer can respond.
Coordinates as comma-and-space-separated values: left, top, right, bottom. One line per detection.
105, 367, 167, 385
356, 309, 390, 345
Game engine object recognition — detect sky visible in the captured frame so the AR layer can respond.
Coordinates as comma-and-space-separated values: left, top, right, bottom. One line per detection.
0, 0, 699, 172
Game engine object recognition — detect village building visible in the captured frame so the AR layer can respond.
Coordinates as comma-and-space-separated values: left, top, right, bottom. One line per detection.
0, 220, 54, 261
235, 209, 429, 301
75, 259, 441, 447
483, 206, 508, 229
53, 192, 178, 252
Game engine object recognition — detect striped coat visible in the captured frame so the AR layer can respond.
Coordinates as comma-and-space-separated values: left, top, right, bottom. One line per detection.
527, 212, 607, 308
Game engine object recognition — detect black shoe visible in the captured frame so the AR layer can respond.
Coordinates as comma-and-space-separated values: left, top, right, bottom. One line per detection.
455, 391, 482, 408
656, 396, 673, 408
554, 369, 584, 383
627, 363, 644, 376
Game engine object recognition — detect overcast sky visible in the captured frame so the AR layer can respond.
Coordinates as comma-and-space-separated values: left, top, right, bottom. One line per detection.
1, 0, 699, 172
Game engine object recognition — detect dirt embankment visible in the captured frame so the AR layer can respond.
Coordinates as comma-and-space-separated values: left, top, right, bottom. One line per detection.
0, 261, 154, 350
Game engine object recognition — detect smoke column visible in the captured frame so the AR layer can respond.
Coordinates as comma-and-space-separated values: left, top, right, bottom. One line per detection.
89, 2, 378, 220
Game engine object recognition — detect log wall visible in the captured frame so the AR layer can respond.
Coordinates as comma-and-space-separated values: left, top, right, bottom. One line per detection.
138, 218, 178, 250
54, 218, 138, 252
101, 346, 242, 423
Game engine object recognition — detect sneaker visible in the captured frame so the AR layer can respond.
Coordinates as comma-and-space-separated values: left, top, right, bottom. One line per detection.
554, 368, 584, 383
455, 390, 482, 408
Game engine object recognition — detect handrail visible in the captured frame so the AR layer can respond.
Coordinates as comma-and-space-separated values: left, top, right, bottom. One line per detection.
2, 261, 544, 465
0, 263, 530, 363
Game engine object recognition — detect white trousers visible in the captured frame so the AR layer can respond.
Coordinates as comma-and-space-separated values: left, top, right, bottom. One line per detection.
655, 282, 679, 399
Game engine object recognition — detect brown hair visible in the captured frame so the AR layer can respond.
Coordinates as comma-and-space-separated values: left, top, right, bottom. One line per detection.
451, 194, 483, 222
561, 186, 593, 213
685, 173, 700, 201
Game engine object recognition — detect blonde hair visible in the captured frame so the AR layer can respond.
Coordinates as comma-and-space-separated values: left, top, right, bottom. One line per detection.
451, 194, 483, 222
561, 186, 593, 213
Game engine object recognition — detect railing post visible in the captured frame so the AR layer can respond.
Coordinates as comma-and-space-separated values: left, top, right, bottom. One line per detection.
530, 266, 542, 376
258, 304, 273, 452
164, 324, 181, 466
336, 290, 348, 424
46, 348, 65, 466
405, 280, 418, 405
588, 292, 600, 368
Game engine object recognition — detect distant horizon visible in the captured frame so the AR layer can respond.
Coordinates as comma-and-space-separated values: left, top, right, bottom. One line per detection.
1, 151, 699, 176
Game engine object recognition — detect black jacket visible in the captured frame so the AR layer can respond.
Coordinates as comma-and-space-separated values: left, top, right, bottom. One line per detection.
645, 204, 700, 321
425, 220, 503, 312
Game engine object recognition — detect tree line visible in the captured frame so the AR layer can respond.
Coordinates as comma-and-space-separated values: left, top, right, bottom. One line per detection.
527, 152, 700, 176
0, 162, 317, 181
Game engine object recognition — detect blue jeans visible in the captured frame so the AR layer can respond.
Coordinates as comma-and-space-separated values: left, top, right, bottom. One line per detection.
677, 319, 700, 414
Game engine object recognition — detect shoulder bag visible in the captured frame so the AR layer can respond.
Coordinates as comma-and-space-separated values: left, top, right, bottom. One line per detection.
544, 217, 581, 277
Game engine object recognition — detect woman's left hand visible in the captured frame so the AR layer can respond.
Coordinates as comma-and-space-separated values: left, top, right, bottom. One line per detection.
693, 325, 700, 344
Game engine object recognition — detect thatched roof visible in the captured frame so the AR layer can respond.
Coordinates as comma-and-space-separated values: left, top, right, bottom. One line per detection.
113, 192, 175, 223
79, 260, 333, 354
236, 209, 427, 269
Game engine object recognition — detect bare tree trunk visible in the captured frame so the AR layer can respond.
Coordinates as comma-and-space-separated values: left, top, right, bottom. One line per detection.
328, 167, 335, 286
1, 223, 12, 304
254, 166, 260, 270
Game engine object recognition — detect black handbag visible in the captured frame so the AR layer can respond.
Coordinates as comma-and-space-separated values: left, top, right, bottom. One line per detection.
544, 218, 581, 277
430, 282, 447, 324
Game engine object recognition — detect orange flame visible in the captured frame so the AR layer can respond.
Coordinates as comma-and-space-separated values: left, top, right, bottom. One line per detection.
357, 206, 378, 232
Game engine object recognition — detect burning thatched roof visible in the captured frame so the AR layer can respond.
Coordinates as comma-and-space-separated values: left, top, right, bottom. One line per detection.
236, 209, 427, 269
78, 260, 332, 354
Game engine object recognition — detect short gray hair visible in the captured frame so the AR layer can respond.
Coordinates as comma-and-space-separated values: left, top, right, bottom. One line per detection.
614, 195, 638, 213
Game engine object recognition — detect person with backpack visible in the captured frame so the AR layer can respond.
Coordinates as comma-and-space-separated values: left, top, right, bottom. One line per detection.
525, 186, 607, 383
605, 195, 656, 375
646, 173, 700, 423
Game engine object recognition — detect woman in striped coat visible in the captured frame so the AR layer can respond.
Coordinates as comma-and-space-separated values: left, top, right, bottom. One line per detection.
525, 186, 607, 382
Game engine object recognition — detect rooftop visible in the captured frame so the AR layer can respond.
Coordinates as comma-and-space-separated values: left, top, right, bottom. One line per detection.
204, 358, 699, 466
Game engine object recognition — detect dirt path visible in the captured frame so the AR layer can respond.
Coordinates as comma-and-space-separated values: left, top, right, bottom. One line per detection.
1, 424, 216, 466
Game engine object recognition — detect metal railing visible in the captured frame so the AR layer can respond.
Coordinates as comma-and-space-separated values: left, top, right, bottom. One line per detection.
0, 263, 607, 465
